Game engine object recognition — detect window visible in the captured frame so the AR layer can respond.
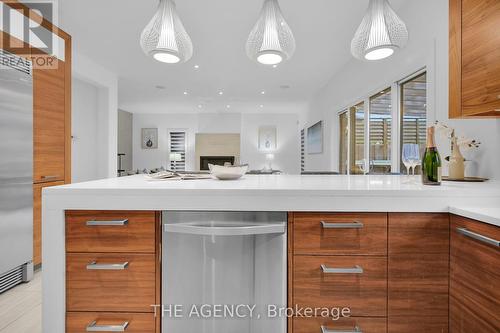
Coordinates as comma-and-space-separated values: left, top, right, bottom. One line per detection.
369, 89, 392, 174
337, 70, 427, 175
349, 102, 365, 174
300, 128, 305, 172
338, 111, 348, 174
400, 73, 427, 174
169, 131, 186, 171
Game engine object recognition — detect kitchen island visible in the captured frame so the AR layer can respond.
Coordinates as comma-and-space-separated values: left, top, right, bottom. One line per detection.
42, 174, 500, 333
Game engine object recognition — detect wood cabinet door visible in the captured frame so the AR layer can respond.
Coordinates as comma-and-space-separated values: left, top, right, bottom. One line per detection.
461, 0, 500, 116
33, 181, 64, 265
388, 213, 449, 333
33, 59, 66, 183
450, 215, 500, 333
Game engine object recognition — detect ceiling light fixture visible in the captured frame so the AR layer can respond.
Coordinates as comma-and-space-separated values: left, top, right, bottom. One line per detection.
183, 91, 188, 95
218, 91, 224, 95
246, 0, 296, 65
351, 0, 408, 61
194, 64, 200, 69
261, 91, 266, 95
140, 0, 193, 64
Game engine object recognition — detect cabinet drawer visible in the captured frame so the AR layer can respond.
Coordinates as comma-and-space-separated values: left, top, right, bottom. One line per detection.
450, 215, 500, 332
293, 317, 387, 333
66, 312, 157, 333
66, 211, 156, 253
66, 253, 156, 312
293, 213, 387, 255
293, 256, 387, 317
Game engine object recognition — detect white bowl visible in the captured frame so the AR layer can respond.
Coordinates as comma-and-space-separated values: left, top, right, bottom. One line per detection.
208, 164, 249, 180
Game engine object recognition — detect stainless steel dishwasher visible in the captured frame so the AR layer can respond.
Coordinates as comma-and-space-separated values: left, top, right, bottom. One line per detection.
162, 211, 287, 333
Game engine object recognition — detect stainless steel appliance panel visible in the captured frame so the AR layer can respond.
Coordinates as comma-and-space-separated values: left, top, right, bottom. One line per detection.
0, 55, 33, 278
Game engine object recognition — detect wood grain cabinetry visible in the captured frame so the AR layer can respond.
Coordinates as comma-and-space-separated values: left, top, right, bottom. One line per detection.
289, 213, 388, 333
33, 61, 67, 183
33, 181, 64, 265
450, 215, 500, 333
450, 0, 500, 118
289, 212, 450, 333
66, 211, 156, 253
293, 213, 387, 256
388, 213, 449, 333
65, 211, 161, 333
294, 255, 387, 317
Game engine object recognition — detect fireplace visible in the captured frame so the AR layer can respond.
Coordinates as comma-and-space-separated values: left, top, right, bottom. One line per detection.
200, 156, 235, 171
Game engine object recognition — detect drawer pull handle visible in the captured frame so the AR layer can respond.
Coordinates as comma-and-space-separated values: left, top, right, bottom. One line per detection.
86, 261, 129, 270
86, 320, 129, 332
321, 221, 363, 229
321, 264, 363, 274
41, 175, 59, 180
86, 219, 129, 226
457, 227, 500, 247
321, 325, 362, 333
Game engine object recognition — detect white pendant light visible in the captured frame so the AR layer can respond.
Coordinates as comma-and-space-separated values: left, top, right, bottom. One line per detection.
246, 0, 296, 66
140, 0, 193, 64
351, 0, 408, 61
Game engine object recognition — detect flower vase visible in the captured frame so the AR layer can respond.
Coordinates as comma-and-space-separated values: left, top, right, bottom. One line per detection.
449, 136, 465, 180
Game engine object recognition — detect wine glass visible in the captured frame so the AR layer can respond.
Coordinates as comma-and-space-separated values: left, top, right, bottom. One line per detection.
402, 144, 413, 176
409, 144, 421, 176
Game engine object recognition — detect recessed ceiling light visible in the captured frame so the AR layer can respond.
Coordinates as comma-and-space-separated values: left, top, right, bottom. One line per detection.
261, 91, 266, 95
194, 64, 200, 69
218, 91, 224, 95
198, 104, 203, 108
226, 105, 231, 108
260, 104, 264, 108
183, 91, 188, 95
272, 64, 278, 68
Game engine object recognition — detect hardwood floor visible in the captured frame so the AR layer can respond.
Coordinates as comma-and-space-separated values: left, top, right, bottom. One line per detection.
0, 271, 42, 333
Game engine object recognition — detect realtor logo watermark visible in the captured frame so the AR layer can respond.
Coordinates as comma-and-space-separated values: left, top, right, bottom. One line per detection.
151, 304, 352, 321
1, 1, 58, 69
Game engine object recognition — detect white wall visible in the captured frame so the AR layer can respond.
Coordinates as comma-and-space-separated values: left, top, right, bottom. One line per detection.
304, 0, 500, 179
132, 113, 198, 171
240, 113, 300, 174
118, 110, 133, 171
72, 50, 118, 179
71, 79, 99, 183
131, 112, 301, 174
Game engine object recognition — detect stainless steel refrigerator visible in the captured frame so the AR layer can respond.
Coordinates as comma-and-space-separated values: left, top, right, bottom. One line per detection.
0, 50, 34, 293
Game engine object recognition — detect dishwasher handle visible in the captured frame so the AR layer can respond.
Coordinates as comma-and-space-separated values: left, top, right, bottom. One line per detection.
164, 221, 286, 236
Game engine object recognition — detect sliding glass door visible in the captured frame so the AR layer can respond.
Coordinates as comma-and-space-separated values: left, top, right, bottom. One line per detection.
369, 89, 392, 174
337, 70, 427, 175
349, 102, 365, 174
338, 111, 348, 174
400, 73, 427, 174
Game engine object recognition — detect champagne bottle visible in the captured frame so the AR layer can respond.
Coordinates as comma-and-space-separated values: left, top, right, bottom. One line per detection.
422, 126, 442, 185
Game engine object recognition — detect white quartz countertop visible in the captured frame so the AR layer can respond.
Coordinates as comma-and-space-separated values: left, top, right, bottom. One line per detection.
450, 206, 500, 227
43, 174, 500, 213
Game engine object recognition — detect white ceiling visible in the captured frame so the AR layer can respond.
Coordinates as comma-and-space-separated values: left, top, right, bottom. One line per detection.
58, 0, 407, 114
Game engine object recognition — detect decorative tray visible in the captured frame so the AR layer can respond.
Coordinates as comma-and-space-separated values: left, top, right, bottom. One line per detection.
442, 176, 489, 182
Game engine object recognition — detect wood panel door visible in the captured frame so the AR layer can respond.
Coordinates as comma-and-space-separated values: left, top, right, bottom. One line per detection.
449, 0, 500, 118
33, 181, 64, 265
450, 215, 500, 333
33, 59, 66, 183
388, 213, 449, 333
